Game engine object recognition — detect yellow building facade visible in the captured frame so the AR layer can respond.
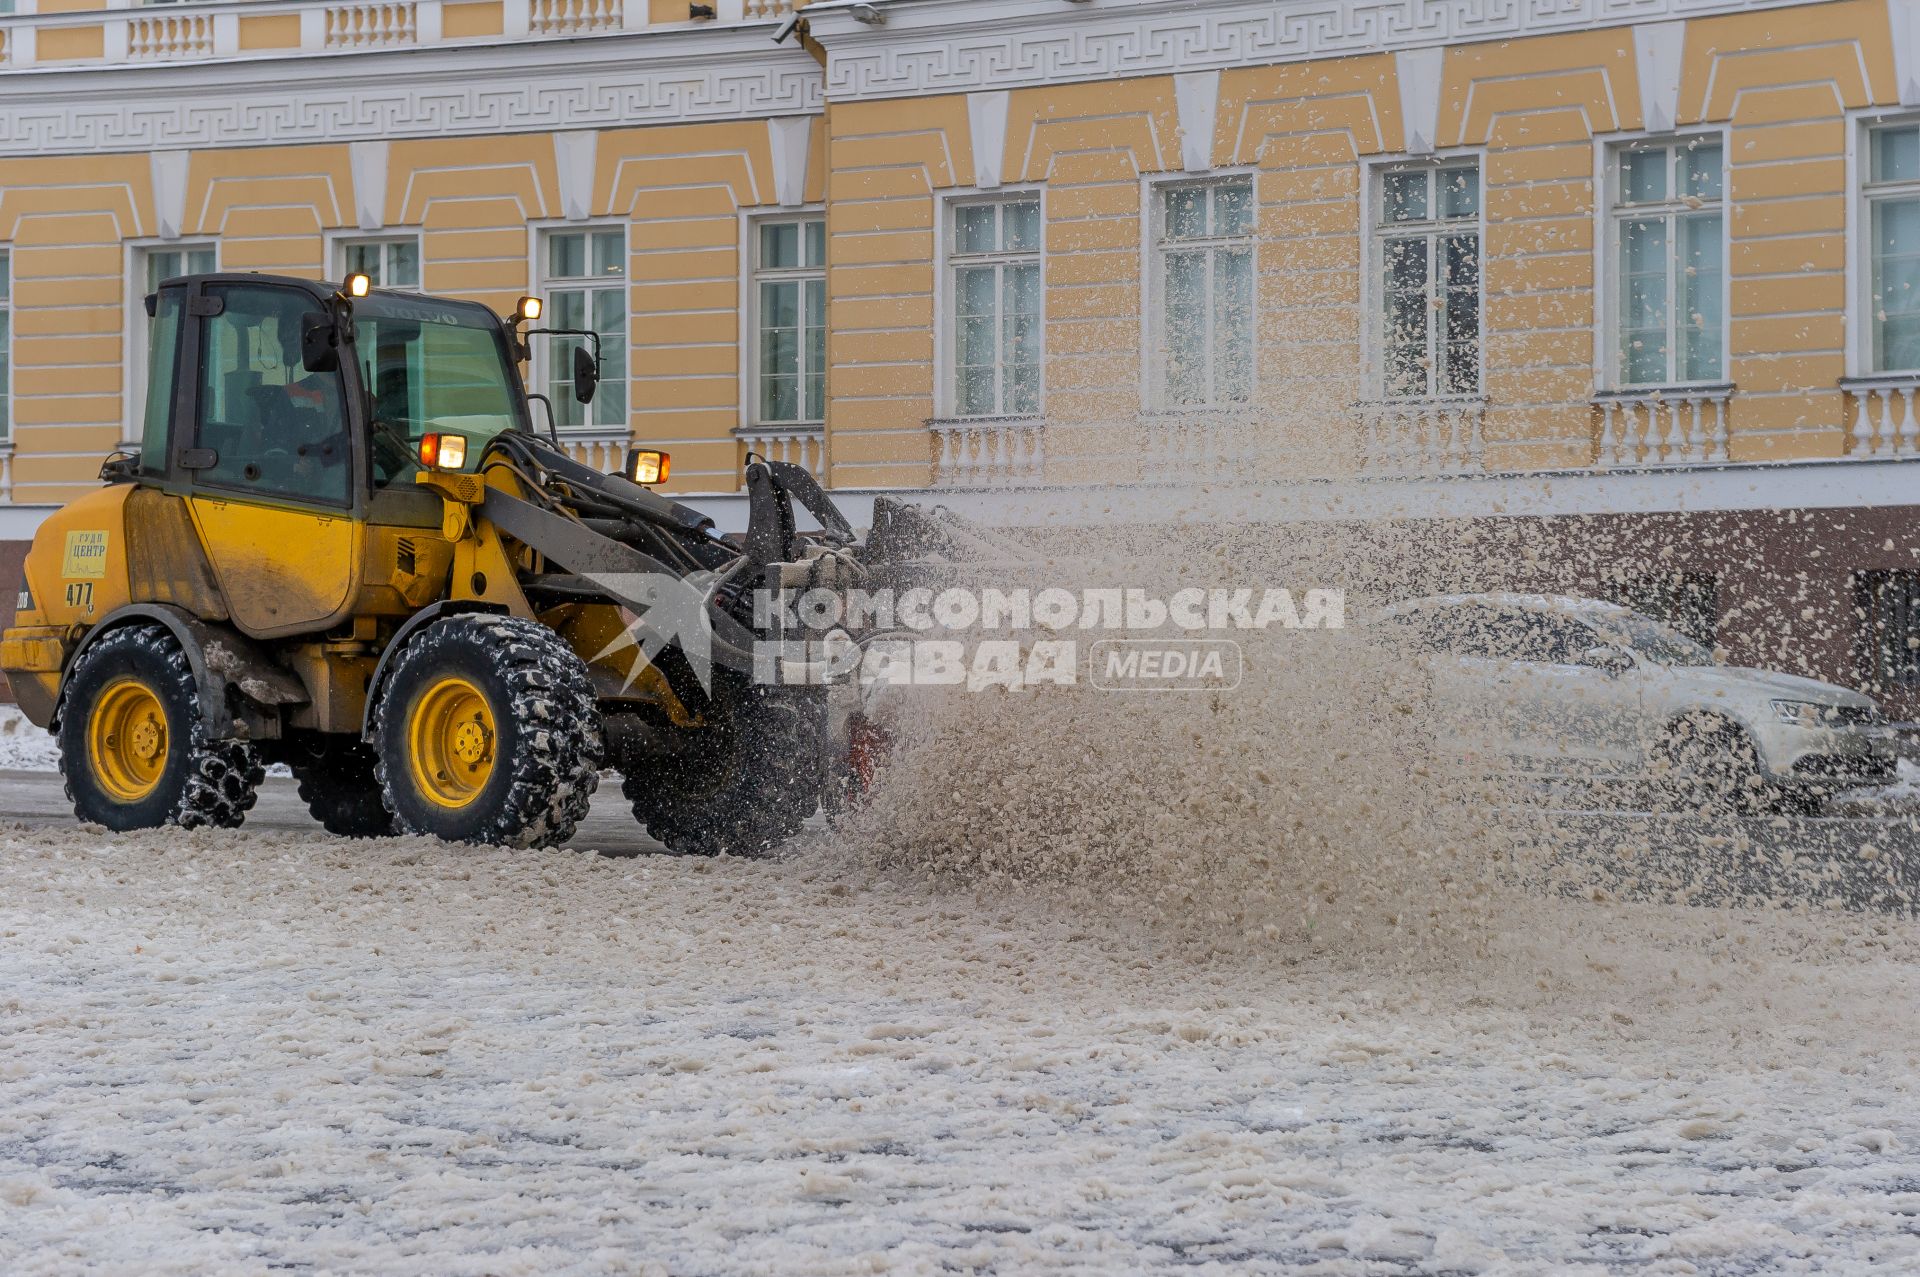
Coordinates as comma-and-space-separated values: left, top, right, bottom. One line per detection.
7, 0, 1920, 704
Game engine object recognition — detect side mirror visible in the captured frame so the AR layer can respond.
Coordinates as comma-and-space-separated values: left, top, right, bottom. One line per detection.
572, 343, 599, 405
301, 312, 340, 373
1579, 645, 1633, 676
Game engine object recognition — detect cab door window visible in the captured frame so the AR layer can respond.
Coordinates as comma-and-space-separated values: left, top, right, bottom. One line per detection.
194, 284, 350, 505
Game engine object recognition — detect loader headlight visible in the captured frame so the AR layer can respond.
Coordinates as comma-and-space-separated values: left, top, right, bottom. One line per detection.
418, 432, 468, 471
344, 272, 371, 299
627, 448, 670, 485
1772, 699, 1831, 727
516, 295, 543, 322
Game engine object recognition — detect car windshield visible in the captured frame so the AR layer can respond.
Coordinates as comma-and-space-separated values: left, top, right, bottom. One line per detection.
1593, 613, 1715, 667
352, 293, 526, 487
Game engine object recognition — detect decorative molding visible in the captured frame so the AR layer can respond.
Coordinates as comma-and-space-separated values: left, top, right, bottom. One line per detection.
0, 29, 822, 157
553, 129, 598, 221
1393, 46, 1442, 155
1172, 70, 1218, 173
1632, 20, 1687, 131
767, 115, 812, 207
808, 0, 1844, 101
348, 139, 389, 230
966, 89, 1009, 188
149, 149, 189, 240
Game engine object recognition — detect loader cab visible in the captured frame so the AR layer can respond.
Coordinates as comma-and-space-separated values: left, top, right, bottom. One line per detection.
133, 273, 532, 637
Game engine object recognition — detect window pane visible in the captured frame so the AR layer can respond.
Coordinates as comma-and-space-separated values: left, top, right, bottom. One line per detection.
1442, 340, 1479, 397
1680, 143, 1723, 202
1875, 126, 1920, 184
1164, 187, 1206, 240
0, 252, 10, 298
1443, 233, 1478, 291
188, 248, 215, 275
345, 242, 378, 282
958, 264, 997, 317
195, 285, 349, 504
957, 367, 995, 416
593, 288, 626, 425
1003, 200, 1041, 252
763, 278, 799, 330
955, 204, 997, 254
1163, 251, 1207, 403
1620, 217, 1669, 384
138, 289, 180, 464
1006, 362, 1039, 416
761, 371, 797, 423
1876, 198, 1920, 370
804, 219, 827, 268
1439, 166, 1479, 219
1678, 213, 1723, 381
389, 241, 420, 289
958, 315, 996, 369
549, 232, 585, 279
552, 288, 585, 330
1383, 170, 1428, 223
592, 231, 623, 277
1384, 237, 1430, 398
761, 221, 798, 270
1213, 181, 1253, 236
1213, 247, 1252, 402
1622, 149, 1667, 204
1006, 261, 1039, 317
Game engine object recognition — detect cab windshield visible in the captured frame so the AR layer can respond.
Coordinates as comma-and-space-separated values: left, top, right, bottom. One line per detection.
1594, 614, 1715, 667
352, 293, 526, 487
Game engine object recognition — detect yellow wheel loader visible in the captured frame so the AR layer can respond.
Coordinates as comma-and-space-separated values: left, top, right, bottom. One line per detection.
0, 270, 945, 853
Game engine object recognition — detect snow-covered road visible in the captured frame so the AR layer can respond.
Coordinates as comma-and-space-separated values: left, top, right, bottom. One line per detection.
1, 808, 1917, 1275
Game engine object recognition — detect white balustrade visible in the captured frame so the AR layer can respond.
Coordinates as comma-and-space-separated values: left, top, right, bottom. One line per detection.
1139, 414, 1253, 480
128, 12, 215, 60
529, 0, 623, 36
741, 427, 826, 478
1357, 400, 1485, 475
744, 0, 798, 17
324, 1, 417, 50
1844, 378, 1920, 458
931, 420, 1044, 486
1595, 388, 1731, 467
556, 431, 630, 473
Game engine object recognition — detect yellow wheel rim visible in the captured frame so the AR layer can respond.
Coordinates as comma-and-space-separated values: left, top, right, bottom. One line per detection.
407, 675, 497, 809
87, 677, 169, 803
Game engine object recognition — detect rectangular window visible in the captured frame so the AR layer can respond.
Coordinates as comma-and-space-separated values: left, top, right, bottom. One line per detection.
753, 217, 826, 424
1155, 178, 1254, 408
1375, 161, 1480, 399
1609, 138, 1725, 388
1858, 570, 1920, 691
947, 197, 1040, 418
0, 249, 10, 446
338, 237, 421, 290
540, 227, 626, 431
1866, 123, 1920, 372
143, 244, 216, 294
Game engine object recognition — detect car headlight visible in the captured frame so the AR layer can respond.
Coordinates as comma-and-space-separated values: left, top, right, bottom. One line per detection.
1772, 699, 1835, 727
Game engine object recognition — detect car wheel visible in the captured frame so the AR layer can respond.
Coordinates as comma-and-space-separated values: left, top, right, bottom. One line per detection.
1654, 712, 1767, 815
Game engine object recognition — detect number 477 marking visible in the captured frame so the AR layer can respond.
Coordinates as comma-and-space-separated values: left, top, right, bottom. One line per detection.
65, 581, 94, 614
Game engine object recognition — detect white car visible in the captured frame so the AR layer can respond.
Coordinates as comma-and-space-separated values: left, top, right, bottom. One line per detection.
1376, 593, 1898, 810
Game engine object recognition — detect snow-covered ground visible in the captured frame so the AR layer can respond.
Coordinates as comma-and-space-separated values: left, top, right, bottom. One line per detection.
1, 819, 1916, 1274
0, 706, 60, 773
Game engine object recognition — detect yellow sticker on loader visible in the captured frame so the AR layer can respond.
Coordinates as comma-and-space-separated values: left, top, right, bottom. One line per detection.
62, 530, 109, 579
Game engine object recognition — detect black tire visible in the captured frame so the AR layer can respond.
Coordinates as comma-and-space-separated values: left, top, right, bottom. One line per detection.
289, 738, 397, 838
624, 679, 825, 857
56, 623, 262, 831
1655, 712, 1766, 814
373, 614, 601, 848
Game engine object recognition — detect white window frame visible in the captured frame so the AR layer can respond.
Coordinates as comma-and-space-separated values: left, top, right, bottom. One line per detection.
328, 231, 423, 291
1595, 129, 1730, 392
933, 189, 1045, 421
1846, 111, 1920, 377
123, 238, 217, 451
1142, 170, 1258, 411
1362, 153, 1485, 403
743, 210, 827, 428
529, 220, 628, 435
0, 246, 11, 449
